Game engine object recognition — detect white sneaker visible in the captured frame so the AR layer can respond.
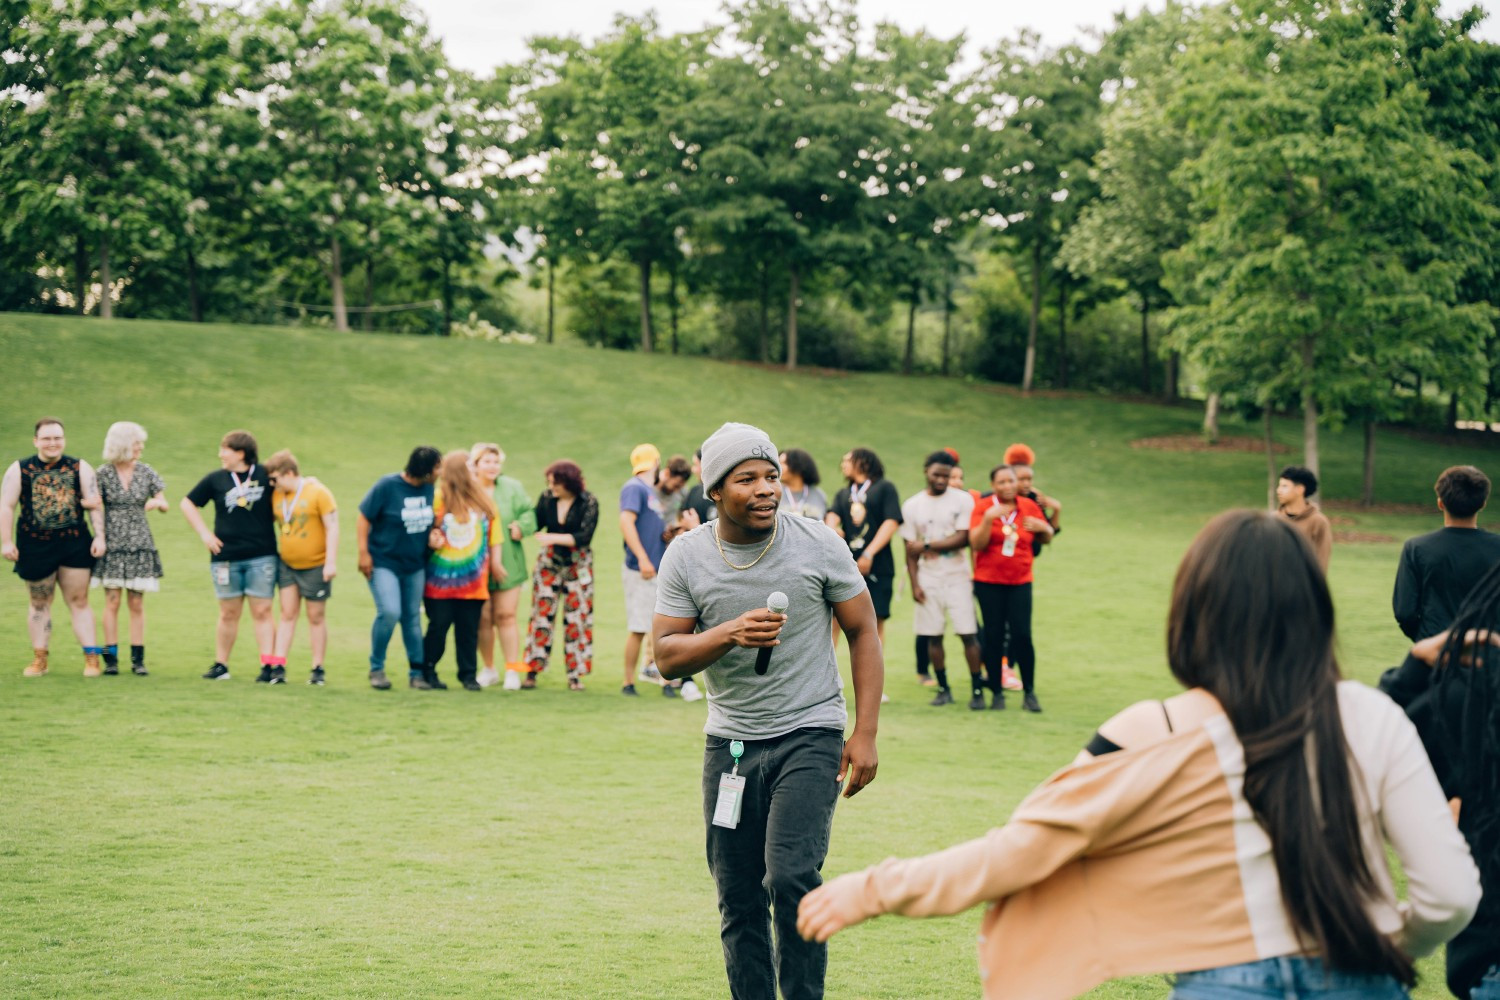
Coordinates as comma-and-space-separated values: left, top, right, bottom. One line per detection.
478, 667, 500, 688
502, 670, 523, 691
881, 691, 890, 703
681, 679, 704, 702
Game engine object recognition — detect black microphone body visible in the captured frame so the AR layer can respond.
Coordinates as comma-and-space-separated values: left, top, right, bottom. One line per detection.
755, 591, 790, 675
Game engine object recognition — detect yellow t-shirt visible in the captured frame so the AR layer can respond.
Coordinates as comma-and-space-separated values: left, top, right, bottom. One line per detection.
274, 480, 337, 570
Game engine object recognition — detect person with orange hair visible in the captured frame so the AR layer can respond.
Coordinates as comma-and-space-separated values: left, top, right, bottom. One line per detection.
1004, 442, 1062, 540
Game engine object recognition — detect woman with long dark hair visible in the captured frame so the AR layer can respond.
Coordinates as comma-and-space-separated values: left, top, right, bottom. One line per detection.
1383, 560, 1500, 1000
798, 510, 1479, 1000
522, 460, 598, 690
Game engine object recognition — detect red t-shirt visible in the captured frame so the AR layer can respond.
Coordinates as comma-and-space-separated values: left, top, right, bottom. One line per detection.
970, 494, 1045, 585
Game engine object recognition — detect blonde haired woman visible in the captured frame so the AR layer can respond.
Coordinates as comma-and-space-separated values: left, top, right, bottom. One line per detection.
92, 421, 168, 675
420, 451, 504, 692
469, 442, 536, 689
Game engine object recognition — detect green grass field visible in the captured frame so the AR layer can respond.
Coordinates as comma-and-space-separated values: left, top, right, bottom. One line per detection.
1, 312, 1491, 998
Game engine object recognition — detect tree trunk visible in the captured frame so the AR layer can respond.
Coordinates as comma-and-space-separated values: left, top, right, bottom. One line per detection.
329, 234, 348, 332
1264, 408, 1278, 511
637, 257, 654, 353
786, 266, 800, 371
1447, 391, 1460, 430
1203, 392, 1221, 443
1300, 336, 1319, 479
74, 234, 88, 315
757, 264, 770, 363
1057, 279, 1069, 389
902, 287, 917, 376
546, 259, 555, 344
668, 264, 679, 356
1361, 417, 1376, 507
98, 231, 113, 319
1166, 351, 1179, 401
940, 267, 953, 377
186, 245, 202, 322
1139, 298, 1151, 395
441, 258, 453, 336
1022, 239, 1040, 392
362, 257, 374, 332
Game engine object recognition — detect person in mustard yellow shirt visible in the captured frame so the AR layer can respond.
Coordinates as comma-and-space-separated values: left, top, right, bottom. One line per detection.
266, 450, 338, 685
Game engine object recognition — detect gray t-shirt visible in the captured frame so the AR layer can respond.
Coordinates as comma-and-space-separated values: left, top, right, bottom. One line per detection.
656, 512, 867, 740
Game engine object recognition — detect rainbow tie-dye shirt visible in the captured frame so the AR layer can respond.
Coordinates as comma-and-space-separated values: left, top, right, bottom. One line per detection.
424, 504, 503, 601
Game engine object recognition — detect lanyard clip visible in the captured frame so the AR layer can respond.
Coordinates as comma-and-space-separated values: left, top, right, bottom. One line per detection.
729, 739, 745, 776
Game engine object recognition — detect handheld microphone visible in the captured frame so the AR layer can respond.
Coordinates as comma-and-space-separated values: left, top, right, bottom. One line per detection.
755, 591, 790, 675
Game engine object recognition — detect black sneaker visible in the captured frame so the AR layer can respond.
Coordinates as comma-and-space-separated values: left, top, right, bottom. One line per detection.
255, 665, 273, 684
422, 669, 448, 691
268, 666, 287, 685
202, 663, 231, 681
662, 684, 679, 699
930, 689, 954, 707
968, 692, 986, 711
621, 684, 638, 696
990, 692, 1007, 711
1022, 692, 1042, 713
131, 662, 149, 676
462, 679, 483, 692
309, 667, 326, 686
102, 654, 119, 676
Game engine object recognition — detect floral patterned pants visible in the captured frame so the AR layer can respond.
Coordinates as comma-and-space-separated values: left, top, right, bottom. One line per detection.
524, 547, 594, 679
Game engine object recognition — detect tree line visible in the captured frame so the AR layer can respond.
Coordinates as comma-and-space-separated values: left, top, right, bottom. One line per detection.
3, 0, 1497, 491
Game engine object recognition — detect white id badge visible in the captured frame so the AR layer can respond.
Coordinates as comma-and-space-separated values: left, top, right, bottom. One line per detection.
712, 773, 747, 829
212, 563, 231, 587
1001, 533, 1018, 557
576, 566, 593, 587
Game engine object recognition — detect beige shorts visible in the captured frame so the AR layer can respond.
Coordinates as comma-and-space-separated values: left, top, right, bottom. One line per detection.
622, 566, 658, 634
913, 570, 977, 637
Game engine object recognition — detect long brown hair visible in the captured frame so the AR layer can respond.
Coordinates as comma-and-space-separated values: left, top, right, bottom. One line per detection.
1167, 509, 1414, 984
437, 450, 497, 522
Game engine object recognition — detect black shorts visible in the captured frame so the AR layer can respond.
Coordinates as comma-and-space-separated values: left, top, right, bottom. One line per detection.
14, 534, 94, 581
865, 573, 893, 620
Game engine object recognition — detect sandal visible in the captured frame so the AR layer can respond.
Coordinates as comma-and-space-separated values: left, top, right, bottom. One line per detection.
568, 677, 585, 691
521, 671, 537, 690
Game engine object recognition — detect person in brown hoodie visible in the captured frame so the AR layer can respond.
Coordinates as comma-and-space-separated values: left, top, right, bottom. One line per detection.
1277, 465, 1332, 571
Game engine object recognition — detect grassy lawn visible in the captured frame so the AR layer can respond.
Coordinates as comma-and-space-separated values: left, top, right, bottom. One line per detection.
0, 313, 1490, 998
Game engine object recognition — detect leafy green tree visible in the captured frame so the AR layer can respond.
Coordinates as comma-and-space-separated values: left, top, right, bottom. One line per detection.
1162, 0, 1494, 481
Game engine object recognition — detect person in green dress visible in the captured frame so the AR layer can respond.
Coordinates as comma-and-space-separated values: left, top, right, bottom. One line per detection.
470, 443, 537, 689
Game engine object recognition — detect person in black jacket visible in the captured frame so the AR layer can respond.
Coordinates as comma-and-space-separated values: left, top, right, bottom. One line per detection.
1393, 465, 1500, 641
1381, 560, 1500, 999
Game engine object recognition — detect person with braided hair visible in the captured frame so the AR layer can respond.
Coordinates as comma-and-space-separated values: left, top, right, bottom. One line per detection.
1382, 560, 1500, 999
799, 510, 1479, 1000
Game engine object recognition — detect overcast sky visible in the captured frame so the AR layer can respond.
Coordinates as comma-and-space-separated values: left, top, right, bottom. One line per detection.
413, 0, 1496, 75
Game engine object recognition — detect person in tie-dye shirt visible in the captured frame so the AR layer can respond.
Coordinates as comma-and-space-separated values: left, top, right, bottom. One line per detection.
420, 452, 503, 692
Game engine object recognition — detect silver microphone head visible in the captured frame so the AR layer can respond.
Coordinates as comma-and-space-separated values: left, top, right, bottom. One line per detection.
767, 591, 789, 615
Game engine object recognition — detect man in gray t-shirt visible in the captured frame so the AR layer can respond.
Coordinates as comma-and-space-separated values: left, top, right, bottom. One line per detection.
654, 421, 882, 1000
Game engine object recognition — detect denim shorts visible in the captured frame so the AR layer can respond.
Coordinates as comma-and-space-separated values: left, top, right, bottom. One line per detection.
1170, 956, 1409, 999
211, 555, 277, 600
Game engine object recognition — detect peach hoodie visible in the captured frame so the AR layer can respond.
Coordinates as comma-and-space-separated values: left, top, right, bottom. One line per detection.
843, 683, 1479, 1000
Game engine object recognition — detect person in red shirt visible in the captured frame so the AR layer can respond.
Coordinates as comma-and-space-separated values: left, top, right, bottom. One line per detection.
969, 464, 1053, 712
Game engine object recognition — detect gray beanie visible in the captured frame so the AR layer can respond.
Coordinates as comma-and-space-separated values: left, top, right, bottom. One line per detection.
701, 422, 780, 495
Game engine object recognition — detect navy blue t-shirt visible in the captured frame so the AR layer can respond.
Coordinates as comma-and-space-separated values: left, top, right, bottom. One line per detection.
620, 476, 667, 571
359, 473, 435, 574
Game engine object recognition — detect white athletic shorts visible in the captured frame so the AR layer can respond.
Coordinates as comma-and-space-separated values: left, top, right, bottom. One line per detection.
622, 566, 658, 634
913, 569, 977, 637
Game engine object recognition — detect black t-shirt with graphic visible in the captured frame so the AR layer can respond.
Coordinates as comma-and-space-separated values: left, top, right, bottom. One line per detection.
185, 466, 277, 562
830, 478, 903, 580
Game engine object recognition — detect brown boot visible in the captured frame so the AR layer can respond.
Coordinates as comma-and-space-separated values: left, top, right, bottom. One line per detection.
83, 652, 102, 677
23, 648, 49, 677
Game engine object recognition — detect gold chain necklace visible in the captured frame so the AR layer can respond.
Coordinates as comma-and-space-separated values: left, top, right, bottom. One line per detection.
713, 514, 778, 570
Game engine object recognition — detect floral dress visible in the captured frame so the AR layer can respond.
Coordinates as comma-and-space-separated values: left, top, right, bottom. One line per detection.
92, 462, 166, 591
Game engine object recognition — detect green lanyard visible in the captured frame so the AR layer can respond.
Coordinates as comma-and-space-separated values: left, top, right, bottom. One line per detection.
729, 740, 745, 776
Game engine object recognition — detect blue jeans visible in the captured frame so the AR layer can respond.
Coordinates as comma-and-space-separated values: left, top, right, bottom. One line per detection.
702, 728, 843, 1000
1473, 966, 1500, 1000
1171, 957, 1409, 999
368, 566, 423, 673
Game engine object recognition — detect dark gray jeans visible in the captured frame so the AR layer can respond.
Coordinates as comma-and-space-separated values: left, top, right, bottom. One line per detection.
702, 727, 843, 1000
